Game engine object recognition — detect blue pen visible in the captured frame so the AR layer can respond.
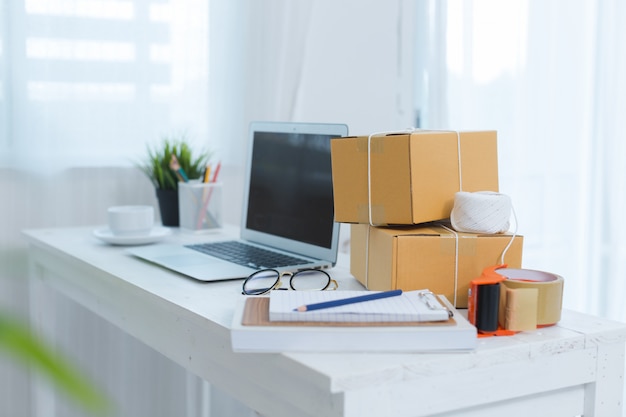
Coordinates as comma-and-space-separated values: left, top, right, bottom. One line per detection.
293, 289, 403, 312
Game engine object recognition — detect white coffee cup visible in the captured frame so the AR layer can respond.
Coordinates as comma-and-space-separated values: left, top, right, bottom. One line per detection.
107, 205, 154, 236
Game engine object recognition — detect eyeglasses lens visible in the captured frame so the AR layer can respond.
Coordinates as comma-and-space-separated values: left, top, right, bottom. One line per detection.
290, 270, 330, 290
243, 270, 279, 295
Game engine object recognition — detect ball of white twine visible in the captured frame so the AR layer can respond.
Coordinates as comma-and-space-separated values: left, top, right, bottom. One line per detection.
450, 191, 512, 234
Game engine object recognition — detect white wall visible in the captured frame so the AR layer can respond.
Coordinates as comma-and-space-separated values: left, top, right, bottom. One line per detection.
208, 0, 416, 169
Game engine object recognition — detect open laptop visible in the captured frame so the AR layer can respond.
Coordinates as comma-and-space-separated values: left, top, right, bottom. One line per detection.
128, 121, 348, 281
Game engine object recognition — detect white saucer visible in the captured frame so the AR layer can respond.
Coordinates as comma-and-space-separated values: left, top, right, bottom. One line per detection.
93, 226, 172, 246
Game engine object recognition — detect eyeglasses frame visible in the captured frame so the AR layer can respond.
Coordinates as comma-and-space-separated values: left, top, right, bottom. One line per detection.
241, 268, 338, 295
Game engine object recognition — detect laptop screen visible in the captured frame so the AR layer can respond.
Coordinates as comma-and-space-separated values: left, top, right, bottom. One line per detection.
246, 131, 336, 249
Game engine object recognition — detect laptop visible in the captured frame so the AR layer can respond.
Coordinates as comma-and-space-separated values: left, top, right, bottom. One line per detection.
128, 121, 349, 281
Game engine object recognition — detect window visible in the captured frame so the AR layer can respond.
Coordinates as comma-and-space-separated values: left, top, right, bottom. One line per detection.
1, 0, 210, 169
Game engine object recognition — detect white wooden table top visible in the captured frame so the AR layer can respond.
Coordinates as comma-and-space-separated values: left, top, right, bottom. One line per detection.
24, 225, 626, 417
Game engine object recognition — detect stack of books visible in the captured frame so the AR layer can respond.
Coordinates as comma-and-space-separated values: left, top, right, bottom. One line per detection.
230, 290, 477, 353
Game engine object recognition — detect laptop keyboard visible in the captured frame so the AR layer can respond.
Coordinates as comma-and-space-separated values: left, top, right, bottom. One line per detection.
185, 241, 312, 270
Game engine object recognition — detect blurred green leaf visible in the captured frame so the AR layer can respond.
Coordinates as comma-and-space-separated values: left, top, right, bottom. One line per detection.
0, 313, 111, 415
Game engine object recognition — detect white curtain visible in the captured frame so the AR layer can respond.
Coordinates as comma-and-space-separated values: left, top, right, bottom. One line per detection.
0, 1, 215, 416
417, 0, 626, 320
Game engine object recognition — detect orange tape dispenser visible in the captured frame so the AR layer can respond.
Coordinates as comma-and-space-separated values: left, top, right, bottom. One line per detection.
468, 265, 564, 336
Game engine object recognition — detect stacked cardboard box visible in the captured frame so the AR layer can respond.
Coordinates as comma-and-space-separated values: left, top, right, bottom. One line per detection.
330, 130, 523, 308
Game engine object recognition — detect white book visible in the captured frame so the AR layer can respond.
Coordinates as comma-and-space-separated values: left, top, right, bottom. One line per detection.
269, 290, 451, 323
230, 295, 477, 353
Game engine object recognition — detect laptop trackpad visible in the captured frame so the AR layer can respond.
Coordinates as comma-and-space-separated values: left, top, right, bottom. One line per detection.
154, 252, 251, 280
157, 253, 217, 267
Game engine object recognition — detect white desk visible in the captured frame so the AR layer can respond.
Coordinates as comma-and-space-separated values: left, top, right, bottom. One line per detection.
25, 226, 626, 417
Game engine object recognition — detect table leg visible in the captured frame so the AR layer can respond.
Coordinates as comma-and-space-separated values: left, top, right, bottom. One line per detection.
584, 340, 626, 416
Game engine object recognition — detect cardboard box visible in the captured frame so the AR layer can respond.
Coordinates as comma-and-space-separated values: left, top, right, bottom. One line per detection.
350, 223, 523, 308
331, 130, 499, 225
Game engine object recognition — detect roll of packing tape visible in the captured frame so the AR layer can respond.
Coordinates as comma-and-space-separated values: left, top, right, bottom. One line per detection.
497, 268, 564, 327
468, 265, 565, 335
451, 191, 511, 234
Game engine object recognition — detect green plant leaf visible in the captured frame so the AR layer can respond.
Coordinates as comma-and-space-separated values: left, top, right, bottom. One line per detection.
0, 313, 111, 415
136, 133, 212, 190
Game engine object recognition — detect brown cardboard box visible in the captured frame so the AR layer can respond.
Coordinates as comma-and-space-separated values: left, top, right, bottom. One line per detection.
350, 223, 523, 308
331, 130, 499, 225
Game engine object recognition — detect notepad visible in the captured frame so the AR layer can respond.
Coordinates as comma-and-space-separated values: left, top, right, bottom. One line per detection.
269, 290, 451, 323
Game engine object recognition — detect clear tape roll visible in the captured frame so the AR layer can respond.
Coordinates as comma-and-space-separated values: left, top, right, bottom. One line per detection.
451, 191, 511, 234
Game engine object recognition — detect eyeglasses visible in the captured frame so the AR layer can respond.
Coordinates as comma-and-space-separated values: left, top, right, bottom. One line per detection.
242, 269, 338, 295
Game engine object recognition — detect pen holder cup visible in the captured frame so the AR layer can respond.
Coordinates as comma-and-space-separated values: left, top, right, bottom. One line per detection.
178, 181, 223, 233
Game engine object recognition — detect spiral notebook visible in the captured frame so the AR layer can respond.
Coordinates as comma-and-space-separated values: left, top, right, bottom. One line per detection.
268, 290, 452, 323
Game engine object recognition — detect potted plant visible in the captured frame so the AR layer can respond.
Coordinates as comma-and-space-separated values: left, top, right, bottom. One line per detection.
138, 135, 211, 226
